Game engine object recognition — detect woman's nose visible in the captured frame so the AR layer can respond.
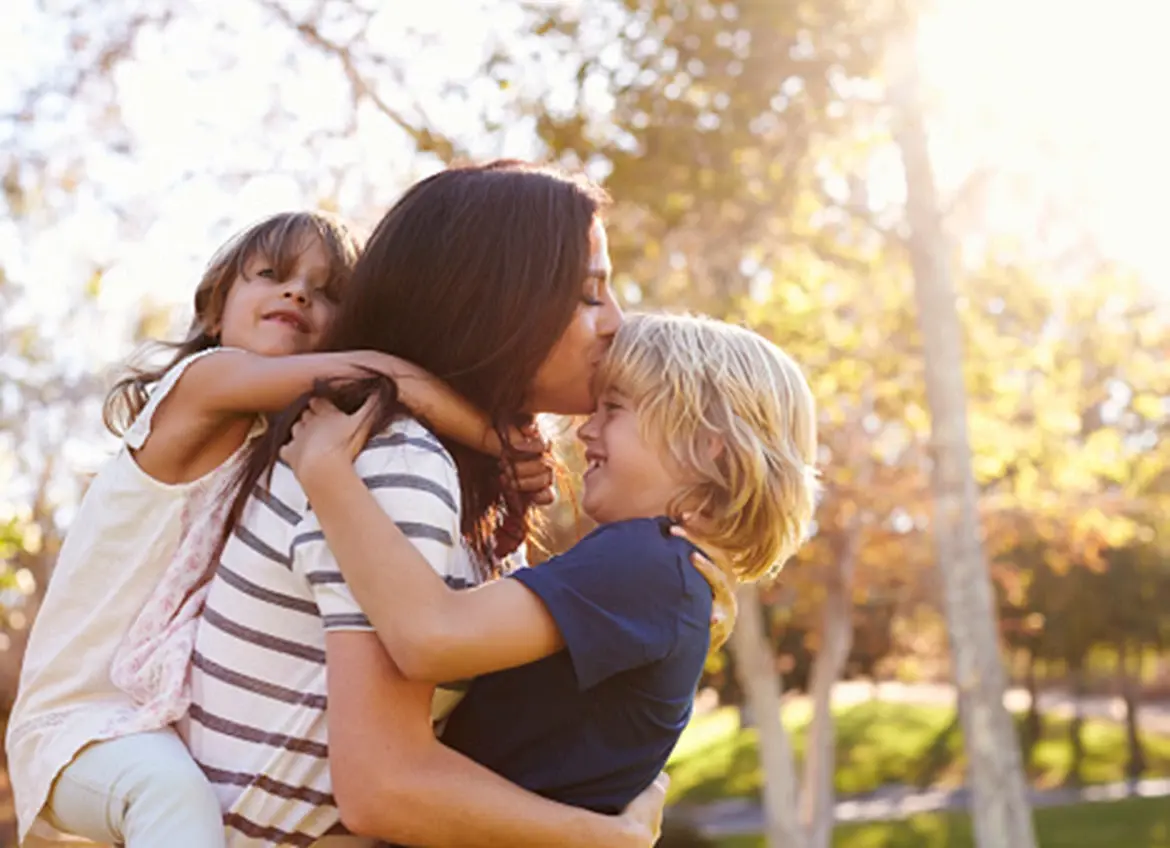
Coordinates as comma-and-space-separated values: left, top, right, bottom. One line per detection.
598, 297, 623, 338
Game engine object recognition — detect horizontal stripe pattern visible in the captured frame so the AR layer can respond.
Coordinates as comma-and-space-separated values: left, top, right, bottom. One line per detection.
188, 417, 481, 846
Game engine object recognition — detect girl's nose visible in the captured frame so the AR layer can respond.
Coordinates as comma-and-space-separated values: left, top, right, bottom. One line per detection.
282, 280, 310, 305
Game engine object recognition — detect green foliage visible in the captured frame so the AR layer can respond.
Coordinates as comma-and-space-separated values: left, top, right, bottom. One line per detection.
668, 704, 1170, 806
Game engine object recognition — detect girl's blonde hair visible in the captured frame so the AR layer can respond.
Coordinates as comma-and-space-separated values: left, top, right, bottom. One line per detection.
102, 211, 362, 436
596, 312, 819, 583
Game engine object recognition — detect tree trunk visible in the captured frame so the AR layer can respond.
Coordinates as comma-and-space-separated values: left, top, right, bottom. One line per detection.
887, 21, 1037, 848
1022, 650, 1041, 773
1119, 642, 1146, 781
1067, 662, 1085, 787
799, 526, 862, 848
730, 584, 806, 848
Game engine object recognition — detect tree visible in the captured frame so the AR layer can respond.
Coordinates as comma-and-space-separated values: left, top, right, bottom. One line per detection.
886, 18, 1037, 848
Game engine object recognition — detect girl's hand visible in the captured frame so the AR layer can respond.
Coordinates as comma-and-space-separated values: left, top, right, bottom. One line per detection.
615, 772, 670, 847
670, 523, 738, 651
281, 396, 377, 488
494, 424, 555, 559
500, 423, 555, 507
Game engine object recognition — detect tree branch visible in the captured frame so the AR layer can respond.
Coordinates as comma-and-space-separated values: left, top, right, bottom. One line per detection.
256, 0, 461, 163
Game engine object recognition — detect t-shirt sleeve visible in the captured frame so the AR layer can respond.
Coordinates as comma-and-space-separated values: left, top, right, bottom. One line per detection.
291, 421, 467, 631
511, 521, 693, 691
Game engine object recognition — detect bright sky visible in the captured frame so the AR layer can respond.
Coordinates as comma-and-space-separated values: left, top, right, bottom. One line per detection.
2, 0, 1169, 365
920, 0, 1170, 284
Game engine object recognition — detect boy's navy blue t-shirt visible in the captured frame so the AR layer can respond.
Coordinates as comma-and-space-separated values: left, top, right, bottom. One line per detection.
440, 516, 714, 814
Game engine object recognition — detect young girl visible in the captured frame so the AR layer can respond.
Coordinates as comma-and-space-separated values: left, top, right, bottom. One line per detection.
280, 311, 819, 817
5, 211, 545, 847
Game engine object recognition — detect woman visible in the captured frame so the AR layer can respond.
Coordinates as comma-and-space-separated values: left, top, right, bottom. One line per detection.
184, 161, 666, 847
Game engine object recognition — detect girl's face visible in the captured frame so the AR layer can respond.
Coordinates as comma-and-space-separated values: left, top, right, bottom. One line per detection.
526, 219, 623, 415
216, 234, 340, 356
576, 387, 689, 523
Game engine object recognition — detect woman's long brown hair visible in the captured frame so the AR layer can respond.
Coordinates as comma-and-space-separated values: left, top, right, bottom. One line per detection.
227, 161, 609, 570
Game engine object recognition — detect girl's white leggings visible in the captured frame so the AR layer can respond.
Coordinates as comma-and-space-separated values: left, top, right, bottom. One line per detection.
44, 728, 225, 847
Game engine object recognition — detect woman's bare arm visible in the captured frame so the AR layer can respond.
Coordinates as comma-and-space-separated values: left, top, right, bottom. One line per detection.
326, 631, 665, 847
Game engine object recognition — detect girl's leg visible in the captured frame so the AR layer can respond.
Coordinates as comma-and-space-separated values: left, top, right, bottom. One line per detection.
45, 728, 225, 848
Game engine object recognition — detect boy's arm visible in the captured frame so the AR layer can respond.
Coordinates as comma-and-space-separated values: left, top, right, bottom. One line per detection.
284, 398, 689, 686
296, 430, 666, 847
301, 451, 565, 682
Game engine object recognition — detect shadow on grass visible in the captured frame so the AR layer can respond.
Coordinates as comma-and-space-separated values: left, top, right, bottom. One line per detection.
714, 795, 1170, 847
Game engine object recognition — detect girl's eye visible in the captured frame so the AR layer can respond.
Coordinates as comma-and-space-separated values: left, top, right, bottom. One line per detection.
603, 400, 623, 413
256, 267, 277, 280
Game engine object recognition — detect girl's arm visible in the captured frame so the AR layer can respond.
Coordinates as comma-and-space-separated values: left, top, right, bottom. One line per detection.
173, 348, 503, 454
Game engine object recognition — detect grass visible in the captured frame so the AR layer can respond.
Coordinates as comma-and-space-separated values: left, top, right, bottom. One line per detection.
667, 701, 1170, 805
713, 795, 1170, 846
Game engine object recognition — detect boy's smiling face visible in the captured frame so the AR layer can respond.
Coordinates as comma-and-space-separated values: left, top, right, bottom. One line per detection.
577, 388, 690, 524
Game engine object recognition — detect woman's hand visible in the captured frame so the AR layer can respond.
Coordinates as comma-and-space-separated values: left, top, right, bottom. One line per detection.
281, 396, 377, 489
615, 773, 670, 847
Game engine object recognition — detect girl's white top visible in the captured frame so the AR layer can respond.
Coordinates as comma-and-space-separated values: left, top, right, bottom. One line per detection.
5, 348, 264, 843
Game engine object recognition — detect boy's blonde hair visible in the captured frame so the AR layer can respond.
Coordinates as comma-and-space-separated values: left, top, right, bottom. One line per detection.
596, 312, 818, 583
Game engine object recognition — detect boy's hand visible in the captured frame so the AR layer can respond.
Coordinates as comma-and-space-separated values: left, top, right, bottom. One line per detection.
615, 772, 670, 847
282, 396, 377, 488
670, 523, 738, 651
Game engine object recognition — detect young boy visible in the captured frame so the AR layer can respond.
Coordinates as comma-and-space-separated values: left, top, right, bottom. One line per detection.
281, 311, 819, 816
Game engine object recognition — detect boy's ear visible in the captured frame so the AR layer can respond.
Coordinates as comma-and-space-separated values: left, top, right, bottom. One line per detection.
701, 430, 725, 464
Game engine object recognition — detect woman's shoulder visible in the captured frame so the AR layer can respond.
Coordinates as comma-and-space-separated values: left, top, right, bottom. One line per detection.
356, 414, 459, 486
365, 415, 454, 460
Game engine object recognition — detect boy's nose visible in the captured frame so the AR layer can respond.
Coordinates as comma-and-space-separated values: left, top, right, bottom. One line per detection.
577, 414, 599, 444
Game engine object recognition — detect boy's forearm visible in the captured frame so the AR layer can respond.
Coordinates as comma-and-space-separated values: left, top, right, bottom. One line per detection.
301, 462, 456, 665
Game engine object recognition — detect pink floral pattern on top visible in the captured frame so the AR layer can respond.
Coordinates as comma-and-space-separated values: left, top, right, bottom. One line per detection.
106, 464, 242, 732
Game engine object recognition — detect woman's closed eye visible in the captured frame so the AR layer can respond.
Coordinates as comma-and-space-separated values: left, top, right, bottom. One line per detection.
581, 277, 605, 306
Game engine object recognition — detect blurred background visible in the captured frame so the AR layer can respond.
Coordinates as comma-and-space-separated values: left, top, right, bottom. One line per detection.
3, 1, 1170, 846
